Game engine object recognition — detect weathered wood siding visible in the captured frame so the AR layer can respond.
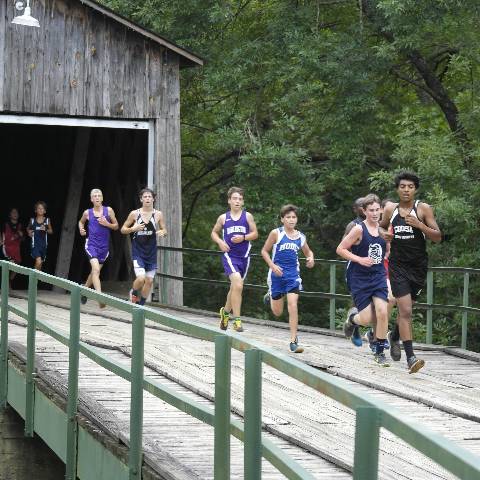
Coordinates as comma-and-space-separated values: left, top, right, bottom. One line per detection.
156, 55, 183, 306
1, 0, 169, 119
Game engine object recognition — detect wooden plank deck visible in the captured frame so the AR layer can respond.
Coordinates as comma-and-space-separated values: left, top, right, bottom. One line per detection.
5, 291, 480, 479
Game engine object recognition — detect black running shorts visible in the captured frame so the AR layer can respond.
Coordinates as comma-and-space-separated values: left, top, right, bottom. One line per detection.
389, 260, 427, 301
271, 287, 300, 300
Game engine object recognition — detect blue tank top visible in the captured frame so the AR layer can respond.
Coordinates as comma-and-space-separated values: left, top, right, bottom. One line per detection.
271, 227, 306, 271
30, 217, 49, 249
87, 206, 111, 249
348, 222, 386, 277
131, 209, 158, 261
222, 210, 251, 258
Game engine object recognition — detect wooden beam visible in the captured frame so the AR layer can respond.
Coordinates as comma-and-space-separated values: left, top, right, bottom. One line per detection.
54, 127, 91, 284
155, 58, 183, 306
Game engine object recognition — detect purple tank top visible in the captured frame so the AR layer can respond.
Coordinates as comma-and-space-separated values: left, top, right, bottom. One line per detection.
222, 210, 251, 258
87, 206, 110, 248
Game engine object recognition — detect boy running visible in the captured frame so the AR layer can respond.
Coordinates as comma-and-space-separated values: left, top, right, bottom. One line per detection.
211, 187, 258, 332
121, 188, 167, 305
380, 172, 441, 373
337, 194, 390, 366
79, 189, 119, 307
261, 204, 314, 353
27, 201, 53, 271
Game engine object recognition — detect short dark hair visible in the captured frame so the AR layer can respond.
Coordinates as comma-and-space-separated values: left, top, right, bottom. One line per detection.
227, 187, 244, 199
362, 194, 380, 209
394, 171, 420, 189
139, 188, 156, 199
34, 201, 47, 211
280, 204, 298, 218
381, 198, 394, 208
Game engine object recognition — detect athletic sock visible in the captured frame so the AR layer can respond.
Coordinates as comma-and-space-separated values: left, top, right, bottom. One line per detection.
391, 324, 400, 341
403, 340, 414, 359
375, 338, 386, 355
138, 297, 147, 306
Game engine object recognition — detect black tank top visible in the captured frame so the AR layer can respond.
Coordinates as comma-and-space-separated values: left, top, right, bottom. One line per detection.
389, 200, 427, 264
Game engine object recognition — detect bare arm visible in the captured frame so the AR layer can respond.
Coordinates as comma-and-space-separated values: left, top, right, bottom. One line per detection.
211, 214, 229, 252
155, 211, 167, 238
121, 211, 144, 235
301, 241, 315, 268
26, 219, 34, 238
336, 225, 373, 267
47, 219, 53, 235
98, 207, 119, 231
245, 212, 258, 241
261, 230, 283, 276
409, 203, 442, 243
78, 210, 88, 236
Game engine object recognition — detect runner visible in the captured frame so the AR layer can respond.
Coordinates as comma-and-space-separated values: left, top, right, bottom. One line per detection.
2, 208, 24, 285
337, 194, 390, 366
79, 189, 119, 307
211, 187, 258, 332
121, 188, 166, 305
261, 204, 314, 353
27, 201, 53, 271
380, 172, 442, 373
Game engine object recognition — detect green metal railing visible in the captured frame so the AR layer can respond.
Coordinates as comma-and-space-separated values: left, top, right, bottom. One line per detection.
1, 260, 480, 479
158, 246, 480, 350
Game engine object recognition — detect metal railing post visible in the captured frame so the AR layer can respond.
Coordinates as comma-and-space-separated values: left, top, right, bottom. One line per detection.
25, 271, 37, 437
214, 335, 231, 480
66, 286, 81, 480
129, 307, 145, 480
244, 348, 262, 480
353, 406, 380, 480
426, 270, 433, 344
0, 263, 9, 409
161, 249, 170, 304
329, 264, 336, 331
461, 272, 469, 350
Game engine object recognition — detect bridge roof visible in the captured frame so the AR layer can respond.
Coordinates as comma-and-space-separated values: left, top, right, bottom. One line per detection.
79, 0, 203, 68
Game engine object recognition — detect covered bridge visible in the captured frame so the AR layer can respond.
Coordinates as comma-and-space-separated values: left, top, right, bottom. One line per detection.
0, 0, 202, 305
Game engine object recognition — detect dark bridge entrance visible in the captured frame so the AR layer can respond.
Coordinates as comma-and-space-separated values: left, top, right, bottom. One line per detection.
0, 120, 148, 286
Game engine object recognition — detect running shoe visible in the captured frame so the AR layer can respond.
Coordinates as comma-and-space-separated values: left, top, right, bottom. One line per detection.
289, 337, 304, 354
81, 295, 88, 305
407, 355, 425, 374
219, 307, 230, 330
233, 317, 243, 332
374, 352, 390, 367
129, 289, 140, 304
343, 307, 358, 338
263, 292, 271, 306
387, 330, 401, 361
364, 328, 375, 353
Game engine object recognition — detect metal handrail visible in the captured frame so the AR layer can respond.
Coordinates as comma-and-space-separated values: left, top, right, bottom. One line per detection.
1, 260, 479, 480
158, 246, 480, 350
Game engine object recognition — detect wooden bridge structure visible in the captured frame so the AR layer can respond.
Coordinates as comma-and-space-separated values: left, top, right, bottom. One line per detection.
1, 261, 480, 479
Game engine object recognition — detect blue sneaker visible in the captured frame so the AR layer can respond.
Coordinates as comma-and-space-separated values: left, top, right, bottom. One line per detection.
350, 325, 362, 347
289, 337, 304, 353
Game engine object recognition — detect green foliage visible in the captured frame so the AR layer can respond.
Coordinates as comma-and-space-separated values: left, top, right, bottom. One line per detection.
101, 0, 480, 350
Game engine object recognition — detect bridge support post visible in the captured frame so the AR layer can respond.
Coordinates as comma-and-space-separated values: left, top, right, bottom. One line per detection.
214, 335, 231, 479
426, 271, 433, 344
66, 286, 81, 480
329, 264, 336, 331
244, 348, 262, 480
0, 263, 9, 410
129, 307, 145, 480
353, 406, 380, 480
25, 271, 37, 437
461, 273, 469, 350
